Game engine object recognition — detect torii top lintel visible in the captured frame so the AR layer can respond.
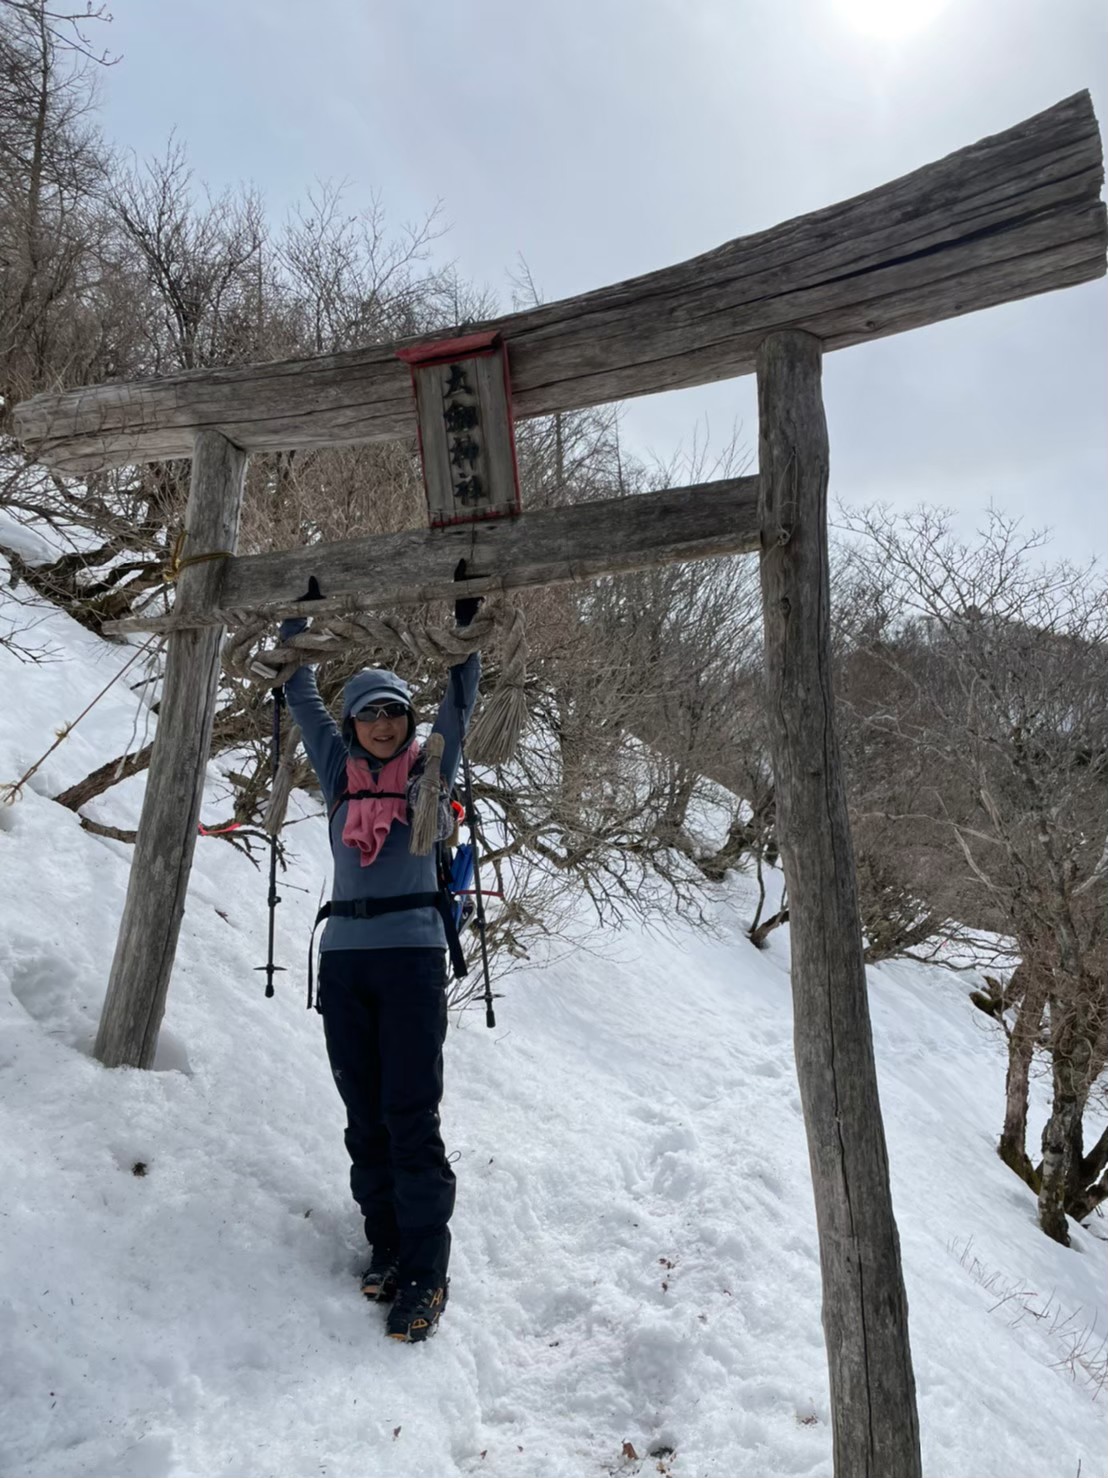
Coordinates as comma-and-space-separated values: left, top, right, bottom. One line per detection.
14, 91, 1106, 475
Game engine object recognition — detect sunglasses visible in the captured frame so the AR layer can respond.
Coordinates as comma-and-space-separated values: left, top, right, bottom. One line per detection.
354, 701, 410, 723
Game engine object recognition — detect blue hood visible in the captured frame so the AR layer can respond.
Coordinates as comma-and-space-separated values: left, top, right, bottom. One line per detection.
341, 667, 415, 763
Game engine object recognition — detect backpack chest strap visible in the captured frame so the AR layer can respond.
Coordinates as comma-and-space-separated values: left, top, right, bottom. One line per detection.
328, 789, 409, 824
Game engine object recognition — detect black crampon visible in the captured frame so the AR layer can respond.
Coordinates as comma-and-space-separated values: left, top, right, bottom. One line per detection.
385, 1279, 449, 1342
360, 1248, 399, 1303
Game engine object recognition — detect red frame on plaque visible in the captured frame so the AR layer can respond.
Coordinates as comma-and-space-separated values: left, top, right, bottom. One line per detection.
397, 331, 523, 528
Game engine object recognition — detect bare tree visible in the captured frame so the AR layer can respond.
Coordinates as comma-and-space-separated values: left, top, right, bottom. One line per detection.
109, 137, 267, 374
0, 1, 116, 65
0, 0, 111, 416
835, 505, 1108, 1243
276, 179, 470, 354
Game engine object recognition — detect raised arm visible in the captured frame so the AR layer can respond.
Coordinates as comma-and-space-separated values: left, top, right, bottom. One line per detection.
278, 616, 347, 806
434, 568, 485, 785
435, 652, 482, 788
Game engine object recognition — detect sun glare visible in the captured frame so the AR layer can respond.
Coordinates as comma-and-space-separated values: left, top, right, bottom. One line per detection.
832, 0, 952, 40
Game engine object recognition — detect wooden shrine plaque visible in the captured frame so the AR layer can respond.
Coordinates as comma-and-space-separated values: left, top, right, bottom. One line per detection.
398, 331, 522, 528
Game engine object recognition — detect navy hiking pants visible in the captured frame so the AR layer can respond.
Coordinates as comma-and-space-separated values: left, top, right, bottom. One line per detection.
317, 948, 455, 1287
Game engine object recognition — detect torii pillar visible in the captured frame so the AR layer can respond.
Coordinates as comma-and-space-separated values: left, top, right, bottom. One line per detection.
757, 330, 920, 1477
93, 431, 246, 1068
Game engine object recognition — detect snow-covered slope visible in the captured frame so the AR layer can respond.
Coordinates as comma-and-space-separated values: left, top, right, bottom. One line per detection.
1, 569, 1105, 1478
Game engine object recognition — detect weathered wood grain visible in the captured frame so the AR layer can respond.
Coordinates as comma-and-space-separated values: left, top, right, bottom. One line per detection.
756, 331, 921, 1477
100, 476, 761, 635
94, 432, 247, 1069
15, 93, 1105, 473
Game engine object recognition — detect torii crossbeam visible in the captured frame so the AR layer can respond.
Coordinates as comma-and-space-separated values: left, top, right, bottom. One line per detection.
17, 93, 1104, 476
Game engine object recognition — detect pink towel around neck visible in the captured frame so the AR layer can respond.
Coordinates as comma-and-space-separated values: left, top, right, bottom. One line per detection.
341, 740, 420, 866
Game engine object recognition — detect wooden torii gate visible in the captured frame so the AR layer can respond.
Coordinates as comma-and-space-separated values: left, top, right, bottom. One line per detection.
15, 92, 1106, 1478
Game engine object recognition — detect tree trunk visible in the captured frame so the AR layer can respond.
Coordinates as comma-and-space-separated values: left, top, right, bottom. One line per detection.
51, 703, 262, 815
998, 965, 1045, 1189
53, 743, 156, 812
1039, 986, 1098, 1244
749, 906, 790, 950
1038, 1061, 1083, 1245
93, 431, 246, 1070
756, 329, 920, 1478
1079, 1123, 1108, 1192
1067, 1149, 1108, 1220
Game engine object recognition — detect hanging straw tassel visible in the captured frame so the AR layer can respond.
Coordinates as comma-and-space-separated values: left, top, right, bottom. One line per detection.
409, 730, 445, 856
262, 721, 302, 837
467, 599, 529, 766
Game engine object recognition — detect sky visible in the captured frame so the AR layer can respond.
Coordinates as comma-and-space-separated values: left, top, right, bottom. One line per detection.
91, 0, 1106, 564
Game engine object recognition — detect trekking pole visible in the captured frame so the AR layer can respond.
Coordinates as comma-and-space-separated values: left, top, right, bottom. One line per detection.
452, 666, 496, 1029
256, 686, 286, 998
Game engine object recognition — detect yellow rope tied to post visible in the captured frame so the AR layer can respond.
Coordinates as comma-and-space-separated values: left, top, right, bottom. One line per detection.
166, 529, 235, 583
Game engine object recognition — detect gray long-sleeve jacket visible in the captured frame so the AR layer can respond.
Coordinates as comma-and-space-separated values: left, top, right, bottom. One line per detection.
282, 648, 481, 954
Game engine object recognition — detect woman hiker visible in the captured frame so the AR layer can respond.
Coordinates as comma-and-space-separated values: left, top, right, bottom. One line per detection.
278, 576, 482, 1343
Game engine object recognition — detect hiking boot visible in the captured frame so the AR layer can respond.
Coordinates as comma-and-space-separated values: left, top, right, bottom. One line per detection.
385, 1279, 449, 1342
360, 1247, 399, 1303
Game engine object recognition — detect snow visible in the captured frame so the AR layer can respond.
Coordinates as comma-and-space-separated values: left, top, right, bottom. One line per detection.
1, 566, 1105, 1478
0, 511, 57, 566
